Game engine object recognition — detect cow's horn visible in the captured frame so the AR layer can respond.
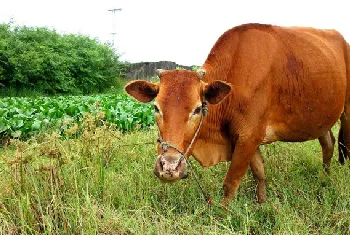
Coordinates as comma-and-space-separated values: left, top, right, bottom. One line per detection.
197, 69, 206, 80
156, 69, 164, 78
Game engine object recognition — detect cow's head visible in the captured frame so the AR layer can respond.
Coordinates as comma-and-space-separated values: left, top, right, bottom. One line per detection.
125, 69, 231, 182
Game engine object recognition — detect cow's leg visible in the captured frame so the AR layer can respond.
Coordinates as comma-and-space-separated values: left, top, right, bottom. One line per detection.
339, 110, 350, 164
318, 130, 335, 173
250, 148, 266, 203
223, 138, 260, 205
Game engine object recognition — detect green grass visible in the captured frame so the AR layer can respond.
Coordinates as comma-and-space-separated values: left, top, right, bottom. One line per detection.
0, 118, 349, 234
0, 78, 127, 98
0, 86, 45, 98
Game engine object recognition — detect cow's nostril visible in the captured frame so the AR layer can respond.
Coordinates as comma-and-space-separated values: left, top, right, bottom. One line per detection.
159, 159, 164, 171
179, 172, 188, 179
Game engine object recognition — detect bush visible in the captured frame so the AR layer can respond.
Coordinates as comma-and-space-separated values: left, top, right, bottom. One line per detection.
0, 23, 125, 95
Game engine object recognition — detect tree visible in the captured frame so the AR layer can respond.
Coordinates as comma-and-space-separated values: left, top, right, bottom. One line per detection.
0, 23, 125, 95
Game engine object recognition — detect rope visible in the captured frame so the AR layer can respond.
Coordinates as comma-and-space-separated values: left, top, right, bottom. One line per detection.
155, 102, 212, 204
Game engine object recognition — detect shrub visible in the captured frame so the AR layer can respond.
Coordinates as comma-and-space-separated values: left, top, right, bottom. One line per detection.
0, 23, 125, 95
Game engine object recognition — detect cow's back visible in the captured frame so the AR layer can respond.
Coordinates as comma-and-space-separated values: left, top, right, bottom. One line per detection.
201, 24, 348, 144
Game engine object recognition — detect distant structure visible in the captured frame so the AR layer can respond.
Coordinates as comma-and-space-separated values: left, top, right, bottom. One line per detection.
125, 61, 198, 81
108, 8, 122, 46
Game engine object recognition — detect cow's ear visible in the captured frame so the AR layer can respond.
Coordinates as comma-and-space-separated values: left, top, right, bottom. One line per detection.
203, 81, 231, 104
125, 80, 158, 103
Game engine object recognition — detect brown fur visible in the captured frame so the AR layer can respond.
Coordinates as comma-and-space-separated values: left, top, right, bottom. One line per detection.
125, 23, 350, 204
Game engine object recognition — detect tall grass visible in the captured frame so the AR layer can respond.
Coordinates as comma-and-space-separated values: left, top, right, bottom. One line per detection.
0, 116, 349, 234
0, 87, 45, 98
0, 77, 127, 98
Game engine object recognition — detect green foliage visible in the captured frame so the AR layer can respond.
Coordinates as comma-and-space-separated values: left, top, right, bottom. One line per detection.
0, 86, 44, 98
0, 122, 349, 234
0, 94, 153, 140
191, 65, 200, 71
0, 23, 125, 95
175, 65, 200, 71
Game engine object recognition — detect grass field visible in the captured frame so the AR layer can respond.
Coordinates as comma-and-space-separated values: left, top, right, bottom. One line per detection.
0, 116, 349, 234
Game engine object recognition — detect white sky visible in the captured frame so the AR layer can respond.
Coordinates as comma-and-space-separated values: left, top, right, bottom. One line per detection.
0, 0, 349, 66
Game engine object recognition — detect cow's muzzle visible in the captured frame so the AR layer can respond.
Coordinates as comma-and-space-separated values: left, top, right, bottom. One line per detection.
154, 155, 188, 182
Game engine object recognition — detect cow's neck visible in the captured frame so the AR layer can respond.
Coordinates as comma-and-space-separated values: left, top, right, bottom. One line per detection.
190, 31, 241, 165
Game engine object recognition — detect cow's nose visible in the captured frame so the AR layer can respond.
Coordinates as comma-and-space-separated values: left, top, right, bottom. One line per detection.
154, 155, 187, 182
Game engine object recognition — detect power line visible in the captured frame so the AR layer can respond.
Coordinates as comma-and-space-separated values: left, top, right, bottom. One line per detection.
108, 8, 122, 47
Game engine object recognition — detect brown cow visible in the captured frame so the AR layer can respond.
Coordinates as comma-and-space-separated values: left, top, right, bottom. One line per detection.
125, 23, 350, 204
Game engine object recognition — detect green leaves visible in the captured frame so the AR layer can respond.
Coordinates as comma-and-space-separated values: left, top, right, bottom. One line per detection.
0, 23, 126, 95
0, 94, 154, 139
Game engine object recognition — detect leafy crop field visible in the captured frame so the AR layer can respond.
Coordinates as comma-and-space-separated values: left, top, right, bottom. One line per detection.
0, 94, 153, 140
0, 114, 349, 234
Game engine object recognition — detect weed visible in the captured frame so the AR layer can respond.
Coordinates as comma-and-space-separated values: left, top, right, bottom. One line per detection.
0, 120, 349, 234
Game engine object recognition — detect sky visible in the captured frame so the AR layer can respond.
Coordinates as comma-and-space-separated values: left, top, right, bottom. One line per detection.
0, 0, 349, 66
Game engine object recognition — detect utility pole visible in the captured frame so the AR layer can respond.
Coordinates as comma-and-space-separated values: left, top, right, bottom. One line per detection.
108, 8, 122, 47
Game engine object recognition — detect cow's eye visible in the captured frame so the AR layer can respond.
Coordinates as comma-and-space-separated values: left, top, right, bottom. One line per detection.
193, 106, 201, 115
154, 105, 160, 113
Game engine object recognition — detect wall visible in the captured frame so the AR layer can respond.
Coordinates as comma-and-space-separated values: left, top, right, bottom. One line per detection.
125, 61, 198, 80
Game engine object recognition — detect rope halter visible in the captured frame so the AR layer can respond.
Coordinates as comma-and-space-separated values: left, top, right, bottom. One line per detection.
154, 68, 212, 204
155, 101, 212, 204
156, 101, 208, 163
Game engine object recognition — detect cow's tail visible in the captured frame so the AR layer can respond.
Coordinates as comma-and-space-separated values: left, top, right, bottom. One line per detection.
338, 40, 350, 164
338, 127, 347, 164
